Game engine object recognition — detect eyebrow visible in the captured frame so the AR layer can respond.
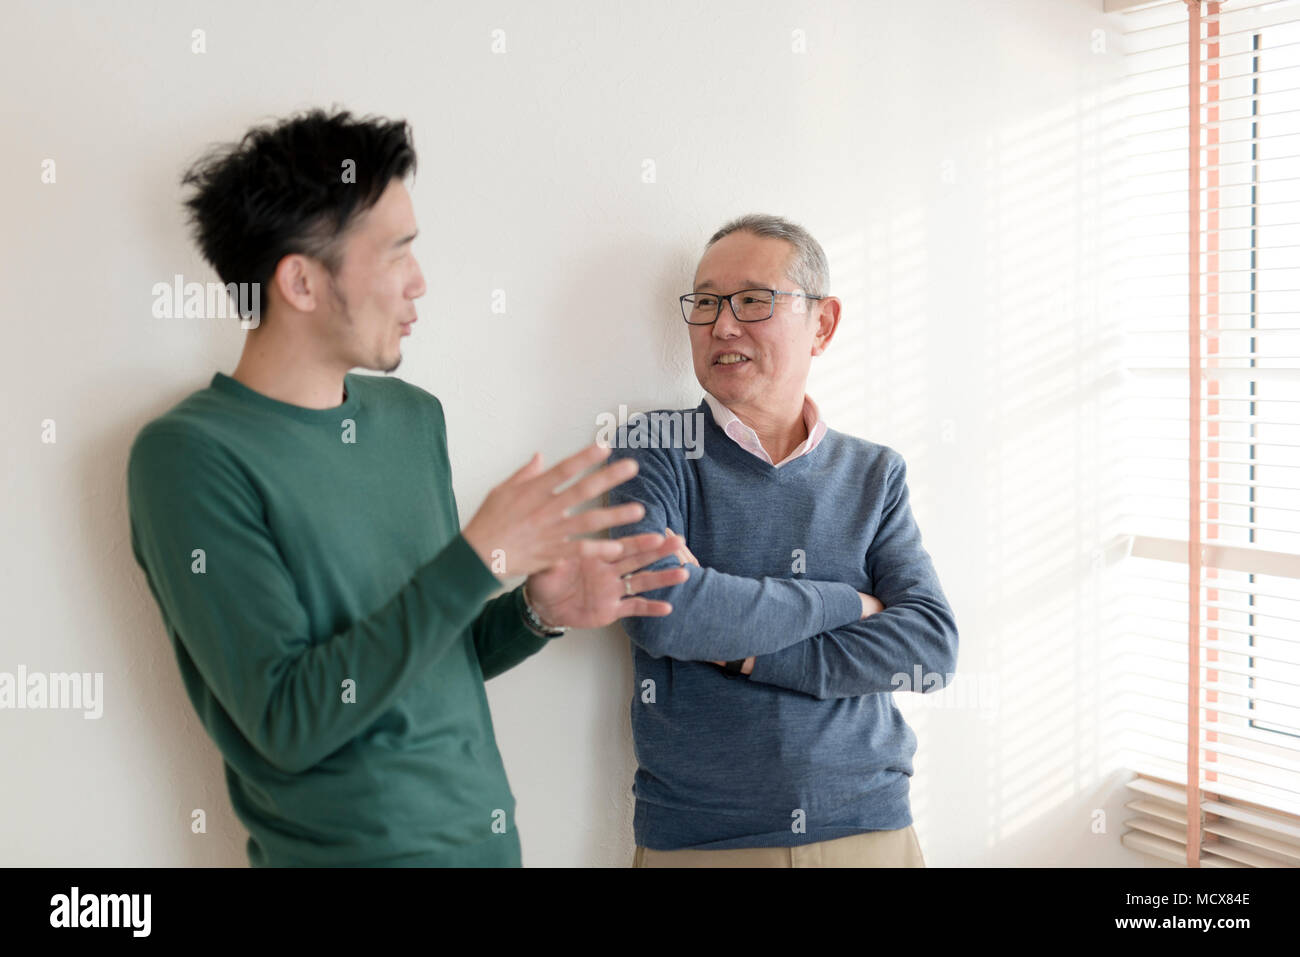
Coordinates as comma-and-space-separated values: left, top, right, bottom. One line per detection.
696, 278, 770, 291
392, 229, 418, 249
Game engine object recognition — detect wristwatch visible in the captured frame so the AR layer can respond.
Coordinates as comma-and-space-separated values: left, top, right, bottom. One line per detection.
719, 659, 747, 679
519, 583, 568, 637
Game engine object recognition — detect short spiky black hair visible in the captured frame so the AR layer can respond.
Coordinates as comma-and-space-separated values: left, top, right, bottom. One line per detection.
180, 107, 417, 307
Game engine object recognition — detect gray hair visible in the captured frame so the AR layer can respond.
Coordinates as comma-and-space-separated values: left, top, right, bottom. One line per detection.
705, 213, 829, 298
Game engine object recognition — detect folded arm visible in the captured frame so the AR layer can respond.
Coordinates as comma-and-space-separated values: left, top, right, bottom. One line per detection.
606, 443, 863, 661
746, 454, 959, 699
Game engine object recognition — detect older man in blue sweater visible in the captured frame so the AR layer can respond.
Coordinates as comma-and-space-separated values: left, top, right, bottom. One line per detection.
607, 213, 959, 867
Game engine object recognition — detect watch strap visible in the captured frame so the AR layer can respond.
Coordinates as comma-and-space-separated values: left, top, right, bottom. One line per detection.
519, 583, 567, 637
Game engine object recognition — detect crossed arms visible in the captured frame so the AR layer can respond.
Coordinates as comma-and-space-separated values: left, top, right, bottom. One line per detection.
607, 445, 959, 701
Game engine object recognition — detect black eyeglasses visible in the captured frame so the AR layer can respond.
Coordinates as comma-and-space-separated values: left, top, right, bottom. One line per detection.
680, 288, 824, 325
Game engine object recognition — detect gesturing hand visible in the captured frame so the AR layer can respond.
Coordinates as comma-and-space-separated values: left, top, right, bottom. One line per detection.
462, 444, 647, 579
525, 532, 690, 630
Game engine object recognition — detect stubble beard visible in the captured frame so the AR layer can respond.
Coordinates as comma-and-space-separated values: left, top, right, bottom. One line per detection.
328, 273, 401, 374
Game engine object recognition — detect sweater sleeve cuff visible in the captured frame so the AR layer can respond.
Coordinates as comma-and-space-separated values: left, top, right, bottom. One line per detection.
748, 639, 814, 695
812, 581, 863, 632
416, 531, 503, 618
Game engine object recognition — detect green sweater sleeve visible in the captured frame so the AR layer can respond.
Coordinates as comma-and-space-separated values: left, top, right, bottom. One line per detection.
470, 586, 553, 681
128, 423, 504, 775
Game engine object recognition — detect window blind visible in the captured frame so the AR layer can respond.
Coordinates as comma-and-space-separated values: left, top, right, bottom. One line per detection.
1111, 0, 1300, 868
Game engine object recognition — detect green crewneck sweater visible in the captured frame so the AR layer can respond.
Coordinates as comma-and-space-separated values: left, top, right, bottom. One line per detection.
126, 371, 551, 866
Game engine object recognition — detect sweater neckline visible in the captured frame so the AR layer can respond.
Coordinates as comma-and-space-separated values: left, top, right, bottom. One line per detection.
698, 398, 822, 479
210, 372, 362, 424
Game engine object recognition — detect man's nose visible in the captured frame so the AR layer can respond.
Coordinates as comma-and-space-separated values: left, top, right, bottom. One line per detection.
409, 256, 428, 299
713, 298, 744, 335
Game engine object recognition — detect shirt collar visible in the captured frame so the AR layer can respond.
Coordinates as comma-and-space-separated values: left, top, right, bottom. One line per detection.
703, 393, 826, 466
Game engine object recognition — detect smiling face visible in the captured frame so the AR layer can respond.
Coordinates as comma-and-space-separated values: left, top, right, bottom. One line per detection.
688, 230, 837, 423
322, 177, 427, 373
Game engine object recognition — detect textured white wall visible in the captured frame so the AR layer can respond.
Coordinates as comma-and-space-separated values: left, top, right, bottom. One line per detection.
1, 0, 1140, 866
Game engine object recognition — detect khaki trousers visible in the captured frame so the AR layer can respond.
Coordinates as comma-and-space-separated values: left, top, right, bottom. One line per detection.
632, 825, 926, 868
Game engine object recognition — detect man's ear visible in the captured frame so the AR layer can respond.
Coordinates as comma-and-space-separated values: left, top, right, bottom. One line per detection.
271, 253, 329, 314
810, 297, 842, 357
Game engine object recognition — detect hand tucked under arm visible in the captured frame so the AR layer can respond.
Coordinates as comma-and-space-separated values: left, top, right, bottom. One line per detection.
745, 590, 957, 699
744, 455, 959, 699
711, 598, 885, 675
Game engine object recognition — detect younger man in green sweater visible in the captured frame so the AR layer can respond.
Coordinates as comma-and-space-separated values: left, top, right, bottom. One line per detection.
127, 108, 687, 866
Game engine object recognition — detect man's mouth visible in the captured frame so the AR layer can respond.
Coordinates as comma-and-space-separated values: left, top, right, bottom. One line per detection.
714, 353, 750, 366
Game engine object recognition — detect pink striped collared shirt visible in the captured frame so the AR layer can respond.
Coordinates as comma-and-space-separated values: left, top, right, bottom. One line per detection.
703, 393, 828, 467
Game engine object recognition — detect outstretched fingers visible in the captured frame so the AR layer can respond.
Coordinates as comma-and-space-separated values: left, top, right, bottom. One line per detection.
612, 597, 675, 619
556, 501, 646, 538
621, 567, 689, 596
547, 458, 640, 517
610, 533, 687, 576
537, 537, 624, 566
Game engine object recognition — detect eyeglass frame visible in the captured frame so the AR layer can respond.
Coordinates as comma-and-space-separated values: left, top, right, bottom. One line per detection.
678, 287, 826, 325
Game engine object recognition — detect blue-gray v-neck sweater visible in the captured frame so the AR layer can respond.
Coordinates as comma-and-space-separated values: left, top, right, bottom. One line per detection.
607, 398, 959, 851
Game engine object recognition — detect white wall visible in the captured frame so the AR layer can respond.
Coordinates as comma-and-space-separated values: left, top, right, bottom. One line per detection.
0, 0, 1144, 866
